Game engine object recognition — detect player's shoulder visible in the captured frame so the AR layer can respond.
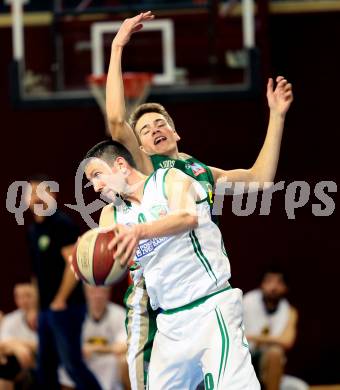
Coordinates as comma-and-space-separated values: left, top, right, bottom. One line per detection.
289, 305, 298, 319
243, 289, 262, 304
99, 203, 115, 227
165, 166, 193, 181
102, 203, 114, 214
162, 168, 196, 193
1, 309, 22, 327
178, 152, 208, 167
178, 152, 192, 160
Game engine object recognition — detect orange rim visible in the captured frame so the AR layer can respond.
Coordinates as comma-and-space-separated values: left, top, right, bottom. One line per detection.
123, 72, 153, 98
87, 73, 153, 98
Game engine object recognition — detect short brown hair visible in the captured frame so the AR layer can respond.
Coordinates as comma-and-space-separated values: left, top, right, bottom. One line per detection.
129, 103, 175, 132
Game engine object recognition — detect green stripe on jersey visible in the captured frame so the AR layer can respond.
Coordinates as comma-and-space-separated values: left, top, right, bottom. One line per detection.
190, 231, 218, 284
162, 285, 231, 315
215, 308, 229, 386
162, 168, 171, 199
189, 231, 211, 279
113, 205, 117, 223
143, 171, 157, 194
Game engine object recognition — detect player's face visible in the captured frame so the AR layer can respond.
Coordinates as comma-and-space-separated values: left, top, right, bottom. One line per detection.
135, 112, 180, 156
85, 158, 128, 200
261, 273, 287, 301
85, 285, 110, 311
14, 284, 36, 312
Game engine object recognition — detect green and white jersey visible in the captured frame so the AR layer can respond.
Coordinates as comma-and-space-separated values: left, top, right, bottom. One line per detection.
150, 154, 215, 212
114, 168, 230, 311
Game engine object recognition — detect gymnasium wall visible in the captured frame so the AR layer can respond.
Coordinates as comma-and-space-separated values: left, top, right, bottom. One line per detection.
1, 9, 339, 384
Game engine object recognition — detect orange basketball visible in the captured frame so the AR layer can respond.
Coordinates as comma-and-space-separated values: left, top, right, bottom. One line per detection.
72, 228, 127, 286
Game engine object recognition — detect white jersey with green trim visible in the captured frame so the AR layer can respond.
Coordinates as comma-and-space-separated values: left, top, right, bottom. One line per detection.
114, 168, 231, 311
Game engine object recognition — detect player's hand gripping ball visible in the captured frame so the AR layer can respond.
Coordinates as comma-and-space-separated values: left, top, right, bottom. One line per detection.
72, 227, 127, 286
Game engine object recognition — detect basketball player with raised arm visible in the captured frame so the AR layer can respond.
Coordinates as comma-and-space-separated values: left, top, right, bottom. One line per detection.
105, 11, 293, 390
83, 140, 261, 389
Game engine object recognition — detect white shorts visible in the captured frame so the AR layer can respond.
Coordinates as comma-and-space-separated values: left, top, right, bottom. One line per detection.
148, 288, 260, 390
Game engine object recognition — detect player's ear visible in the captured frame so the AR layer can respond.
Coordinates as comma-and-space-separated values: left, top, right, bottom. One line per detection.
139, 145, 149, 155
139, 145, 153, 156
113, 157, 123, 170
174, 130, 181, 142
115, 157, 129, 174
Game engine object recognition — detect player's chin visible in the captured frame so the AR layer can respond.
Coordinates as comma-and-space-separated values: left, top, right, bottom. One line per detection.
101, 190, 117, 202
153, 141, 173, 155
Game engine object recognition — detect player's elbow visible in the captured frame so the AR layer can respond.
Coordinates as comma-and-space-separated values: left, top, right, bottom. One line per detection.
107, 119, 126, 140
107, 113, 125, 126
281, 336, 296, 351
184, 213, 198, 229
247, 168, 275, 191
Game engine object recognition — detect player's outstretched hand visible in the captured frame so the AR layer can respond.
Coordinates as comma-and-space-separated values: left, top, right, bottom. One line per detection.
113, 11, 155, 48
107, 224, 141, 266
267, 76, 293, 116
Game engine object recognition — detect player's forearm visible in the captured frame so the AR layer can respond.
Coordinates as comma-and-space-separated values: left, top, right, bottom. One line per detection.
249, 111, 285, 183
20, 340, 37, 353
111, 341, 127, 355
137, 212, 198, 240
0, 339, 35, 354
54, 267, 78, 302
248, 333, 293, 350
106, 44, 126, 131
269, 329, 296, 350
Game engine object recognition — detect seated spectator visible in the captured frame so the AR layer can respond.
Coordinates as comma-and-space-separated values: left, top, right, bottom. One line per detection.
243, 266, 298, 390
59, 285, 128, 390
0, 283, 38, 390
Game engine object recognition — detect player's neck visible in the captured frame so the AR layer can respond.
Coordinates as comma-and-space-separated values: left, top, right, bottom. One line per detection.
263, 296, 281, 314
121, 170, 147, 204
165, 146, 179, 159
90, 306, 107, 321
168, 151, 179, 159
155, 145, 179, 160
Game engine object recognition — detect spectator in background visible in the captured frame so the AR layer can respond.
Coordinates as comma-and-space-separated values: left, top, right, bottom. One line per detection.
59, 285, 129, 390
0, 283, 38, 390
26, 174, 102, 390
243, 266, 298, 390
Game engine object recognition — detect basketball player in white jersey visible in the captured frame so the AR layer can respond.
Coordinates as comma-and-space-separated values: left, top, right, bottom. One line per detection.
106, 12, 293, 389
83, 140, 261, 390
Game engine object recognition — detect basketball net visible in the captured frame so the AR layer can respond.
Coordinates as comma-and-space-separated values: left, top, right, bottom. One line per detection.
87, 72, 153, 135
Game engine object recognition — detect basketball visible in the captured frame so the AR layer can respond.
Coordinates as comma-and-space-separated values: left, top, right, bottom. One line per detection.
72, 228, 127, 286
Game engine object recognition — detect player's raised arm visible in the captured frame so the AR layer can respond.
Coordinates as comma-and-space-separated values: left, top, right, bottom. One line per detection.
106, 12, 154, 175
209, 76, 293, 189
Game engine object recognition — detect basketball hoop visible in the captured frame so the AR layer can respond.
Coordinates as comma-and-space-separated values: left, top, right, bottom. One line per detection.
87, 72, 153, 135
